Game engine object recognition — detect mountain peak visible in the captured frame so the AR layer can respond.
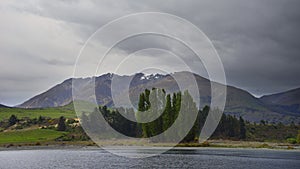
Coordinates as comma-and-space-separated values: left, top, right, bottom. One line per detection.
140, 73, 165, 80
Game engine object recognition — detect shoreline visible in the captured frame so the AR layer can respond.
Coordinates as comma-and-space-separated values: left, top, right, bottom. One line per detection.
1, 145, 300, 152
1, 140, 299, 151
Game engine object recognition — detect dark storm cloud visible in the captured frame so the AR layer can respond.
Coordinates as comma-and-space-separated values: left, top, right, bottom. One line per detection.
160, 0, 300, 96
0, 0, 299, 106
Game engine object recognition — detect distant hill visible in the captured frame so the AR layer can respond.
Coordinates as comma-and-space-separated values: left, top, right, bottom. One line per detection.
0, 104, 9, 108
18, 72, 300, 124
260, 88, 300, 105
260, 88, 300, 117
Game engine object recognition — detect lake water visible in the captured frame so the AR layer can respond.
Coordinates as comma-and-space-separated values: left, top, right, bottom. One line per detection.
0, 147, 299, 169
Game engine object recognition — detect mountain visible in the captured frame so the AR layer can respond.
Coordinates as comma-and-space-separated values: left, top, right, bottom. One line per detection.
260, 88, 300, 117
19, 72, 300, 124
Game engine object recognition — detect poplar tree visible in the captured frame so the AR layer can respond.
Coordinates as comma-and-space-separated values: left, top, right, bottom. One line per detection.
239, 116, 246, 139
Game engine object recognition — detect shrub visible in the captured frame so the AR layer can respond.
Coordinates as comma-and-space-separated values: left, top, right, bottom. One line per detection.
257, 143, 271, 148
57, 116, 66, 131
287, 138, 297, 144
8, 115, 18, 126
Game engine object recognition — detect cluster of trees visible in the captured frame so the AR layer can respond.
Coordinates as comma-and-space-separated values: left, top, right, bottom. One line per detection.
81, 88, 248, 143
212, 114, 246, 140
136, 89, 247, 142
246, 120, 300, 142
81, 106, 138, 137
136, 89, 185, 141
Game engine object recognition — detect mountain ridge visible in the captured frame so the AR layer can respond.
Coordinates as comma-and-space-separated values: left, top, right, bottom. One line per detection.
259, 87, 300, 117
18, 71, 300, 124
260, 87, 300, 105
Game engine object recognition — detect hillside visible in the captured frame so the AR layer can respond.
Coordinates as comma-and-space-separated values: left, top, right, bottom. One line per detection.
18, 72, 300, 123
260, 88, 300, 106
260, 88, 300, 117
0, 104, 75, 120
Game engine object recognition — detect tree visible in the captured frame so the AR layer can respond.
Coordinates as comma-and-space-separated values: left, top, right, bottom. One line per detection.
136, 91, 149, 137
198, 106, 209, 131
144, 89, 151, 110
172, 93, 177, 113
162, 94, 172, 131
57, 116, 66, 131
297, 130, 300, 144
239, 116, 246, 140
138, 93, 146, 112
149, 89, 165, 138
180, 90, 198, 142
8, 115, 18, 126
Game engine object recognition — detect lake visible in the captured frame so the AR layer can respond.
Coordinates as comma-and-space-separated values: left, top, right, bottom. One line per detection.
0, 147, 299, 169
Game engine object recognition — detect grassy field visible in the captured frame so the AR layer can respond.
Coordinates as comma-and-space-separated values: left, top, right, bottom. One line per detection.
0, 106, 76, 121
0, 129, 67, 144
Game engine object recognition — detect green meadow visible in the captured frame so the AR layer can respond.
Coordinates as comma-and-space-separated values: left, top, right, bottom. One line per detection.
0, 106, 76, 121
0, 129, 67, 144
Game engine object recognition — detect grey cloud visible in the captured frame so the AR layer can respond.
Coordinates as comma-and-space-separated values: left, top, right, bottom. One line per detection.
39, 58, 75, 66
0, 0, 300, 105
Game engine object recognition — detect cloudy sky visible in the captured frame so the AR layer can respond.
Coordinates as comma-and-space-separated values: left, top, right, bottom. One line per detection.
1, 0, 300, 106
